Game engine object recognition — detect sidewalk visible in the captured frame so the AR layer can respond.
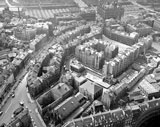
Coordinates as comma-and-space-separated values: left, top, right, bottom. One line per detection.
35, 109, 46, 127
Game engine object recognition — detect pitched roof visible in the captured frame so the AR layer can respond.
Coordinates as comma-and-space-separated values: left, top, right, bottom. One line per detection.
54, 93, 84, 119
52, 83, 72, 99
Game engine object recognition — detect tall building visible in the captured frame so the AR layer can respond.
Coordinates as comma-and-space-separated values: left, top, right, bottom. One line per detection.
75, 39, 118, 70
101, 89, 112, 109
102, 40, 152, 78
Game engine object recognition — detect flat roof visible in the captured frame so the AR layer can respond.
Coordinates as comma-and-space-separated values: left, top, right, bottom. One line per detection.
74, 76, 86, 83
85, 73, 110, 89
80, 80, 102, 94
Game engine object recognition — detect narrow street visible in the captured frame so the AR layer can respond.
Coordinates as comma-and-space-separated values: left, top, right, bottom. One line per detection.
0, 38, 55, 127
0, 73, 46, 127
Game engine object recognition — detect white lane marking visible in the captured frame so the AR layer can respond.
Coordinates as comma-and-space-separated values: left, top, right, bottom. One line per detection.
5, 102, 12, 113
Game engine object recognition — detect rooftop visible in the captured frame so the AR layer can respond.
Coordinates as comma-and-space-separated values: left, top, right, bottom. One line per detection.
52, 83, 72, 99
37, 83, 73, 109
85, 73, 110, 89
54, 93, 85, 119
79, 80, 102, 95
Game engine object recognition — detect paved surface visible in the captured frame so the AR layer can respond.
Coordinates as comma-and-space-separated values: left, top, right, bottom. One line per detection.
0, 73, 46, 127
0, 38, 55, 126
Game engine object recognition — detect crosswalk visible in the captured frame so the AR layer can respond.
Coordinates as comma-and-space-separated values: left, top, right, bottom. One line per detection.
25, 7, 80, 19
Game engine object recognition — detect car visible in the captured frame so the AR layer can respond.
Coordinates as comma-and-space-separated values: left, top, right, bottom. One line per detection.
0, 111, 3, 116
19, 101, 24, 106
13, 107, 24, 117
11, 114, 14, 119
11, 93, 15, 98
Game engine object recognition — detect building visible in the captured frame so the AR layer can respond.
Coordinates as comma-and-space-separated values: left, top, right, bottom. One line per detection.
60, 71, 74, 87
79, 80, 103, 100
98, 1, 124, 20
101, 88, 112, 109
70, 59, 85, 73
138, 79, 160, 99
14, 27, 36, 41
126, 23, 152, 37
112, 68, 146, 100
29, 34, 47, 52
75, 39, 118, 70
128, 87, 146, 103
0, 50, 31, 103
80, 9, 96, 21
63, 98, 160, 127
93, 100, 104, 113
27, 45, 63, 98
36, 83, 73, 115
103, 39, 152, 78
27, 24, 91, 98
152, 32, 160, 42
7, 108, 31, 127
53, 22, 79, 37
73, 74, 87, 89
104, 20, 139, 46
0, 49, 10, 60
54, 92, 87, 121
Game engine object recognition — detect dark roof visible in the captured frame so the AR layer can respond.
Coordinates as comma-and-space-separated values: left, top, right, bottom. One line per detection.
93, 113, 103, 125
74, 118, 83, 127
51, 83, 72, 100
54, 93, 84, 119
139, 103, 149, 112
124, 107, 133, 119
103, 112, 112, 123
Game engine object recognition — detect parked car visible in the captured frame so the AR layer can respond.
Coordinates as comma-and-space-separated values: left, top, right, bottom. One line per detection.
11, 114, 14, 119
11, 93, 15, 98
13, 107, 24, 116
19, 101, 24, 106
0, 111, 3, 116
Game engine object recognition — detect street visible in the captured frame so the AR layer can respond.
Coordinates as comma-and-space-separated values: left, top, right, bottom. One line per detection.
0, 73, 46, 127
0, 37, 55, 127
129, 0, 160, 14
